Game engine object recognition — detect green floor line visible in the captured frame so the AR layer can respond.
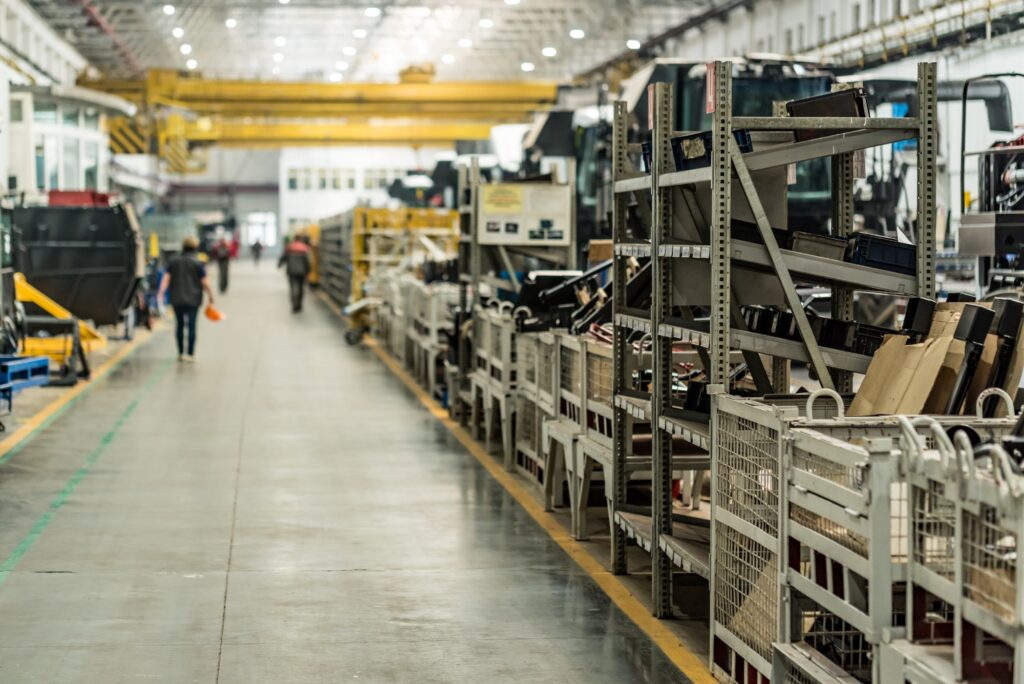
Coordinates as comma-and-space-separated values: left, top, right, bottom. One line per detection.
0, 332, 162, 467
0, 357, 175, 586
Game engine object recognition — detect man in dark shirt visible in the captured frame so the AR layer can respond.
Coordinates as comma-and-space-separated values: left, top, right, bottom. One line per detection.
279, 235, 312, 312
158, 236, 216, 362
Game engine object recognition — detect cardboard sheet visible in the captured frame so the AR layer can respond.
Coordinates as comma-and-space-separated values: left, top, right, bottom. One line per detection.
849, 335, 953, 416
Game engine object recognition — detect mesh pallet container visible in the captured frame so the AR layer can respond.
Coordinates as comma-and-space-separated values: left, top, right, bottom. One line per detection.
515, 394, 543, 486
536, 332, 558, 414
713, 393, 1018, 683
557, 334, 583, 429
516, 333, 540, 401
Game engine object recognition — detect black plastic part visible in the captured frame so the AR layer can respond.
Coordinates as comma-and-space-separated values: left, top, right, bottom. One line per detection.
954, 305, 996, 344
901, 297, 936, 339
847, 233, 916, 276
946, 292, 977, 303
785, 88, 869, 141
991, 298, 1024, 339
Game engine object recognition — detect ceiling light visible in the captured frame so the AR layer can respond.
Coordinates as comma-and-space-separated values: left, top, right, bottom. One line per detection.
569, 28, 585, 39
479, 18, 494, 29
225, 18, 237, 28
505, 0, 521, 4
180, 43, 192, 55
275, 36, 287, 47
365, 7, 381, 17
273, 52, 284, 63
162, 4, 175, 15
329, 72, 343, 82
542, 46, 557, 57
186, 58, 198, 70
353, 28, 367, 38
627, 39, 641, 50
441, 54, 455, 64
172, 27, 184, 38
520, 61, 535, 72
342, 46, 357, 56
272, 66, 281, 75
458, 38, 472, 49
335, 61, 349, 70
279, 0, 290, 4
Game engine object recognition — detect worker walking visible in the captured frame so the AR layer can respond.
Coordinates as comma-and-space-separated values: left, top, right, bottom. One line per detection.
212, 236, 232, 294
251, 238, 263, 266
279, 235, 311, 312
158, 236, 216, 362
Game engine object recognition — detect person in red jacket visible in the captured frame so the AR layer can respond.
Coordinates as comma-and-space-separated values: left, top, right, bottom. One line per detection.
278, 235, 311, 312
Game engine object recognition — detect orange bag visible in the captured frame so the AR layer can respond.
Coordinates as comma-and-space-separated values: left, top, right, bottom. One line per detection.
205, 304, 226, 322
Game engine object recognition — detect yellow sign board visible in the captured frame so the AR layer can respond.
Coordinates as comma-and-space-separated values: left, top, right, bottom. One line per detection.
481, 185, 524, 214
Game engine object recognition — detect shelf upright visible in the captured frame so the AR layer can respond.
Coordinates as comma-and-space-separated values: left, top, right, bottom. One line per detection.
650, 81, 675, 618
610, 99, 634, 577
452, 158, 481, 420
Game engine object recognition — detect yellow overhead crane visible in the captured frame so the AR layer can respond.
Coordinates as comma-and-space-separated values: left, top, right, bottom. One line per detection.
83, 67, 560, 174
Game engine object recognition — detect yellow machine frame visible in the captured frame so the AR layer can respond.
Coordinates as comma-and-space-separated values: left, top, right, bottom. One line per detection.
350, 207, 459, 302
14, 273, 107, 363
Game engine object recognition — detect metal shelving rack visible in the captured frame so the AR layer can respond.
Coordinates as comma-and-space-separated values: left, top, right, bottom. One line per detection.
450, 159, 481, 421
611, 61, 938, 626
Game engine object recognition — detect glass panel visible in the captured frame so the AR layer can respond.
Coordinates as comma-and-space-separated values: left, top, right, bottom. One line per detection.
300, 169, 312, 190
33, 100, 57, 124
45, 135, 58, 189
62, 106, 80, 127
83, 107, 99, 129
287, 169, 298, 191
331, 169, 341, 190
10, 99, 22, 123
318, 168, 328, 190
34, 135, 44, 190
63, 137, 80, 189
83, 141, 99, 190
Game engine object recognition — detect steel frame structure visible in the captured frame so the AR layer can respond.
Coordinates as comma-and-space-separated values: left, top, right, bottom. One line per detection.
610, 61, 938, 635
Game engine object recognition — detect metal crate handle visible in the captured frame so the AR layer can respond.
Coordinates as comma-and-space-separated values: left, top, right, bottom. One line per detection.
805, 388, 845, 419
975, 388, 1015, 419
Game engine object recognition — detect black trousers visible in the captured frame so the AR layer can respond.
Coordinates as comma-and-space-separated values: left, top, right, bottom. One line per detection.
173, 305, 198, 355
217, 258, 229, 293
288, 275, 306, 311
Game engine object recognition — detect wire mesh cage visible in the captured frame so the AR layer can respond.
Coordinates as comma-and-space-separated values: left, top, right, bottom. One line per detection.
911, 478, 957, 582
585, 345, 613, 405
538, 337, 555, 399
560, 345, 581, 396
517, 335, 538, 388
715, 524, 778, 664
516, 396, 538, 453
963, 502, 1018, 625
716, 412, 781, 537
797, 598, 872, 683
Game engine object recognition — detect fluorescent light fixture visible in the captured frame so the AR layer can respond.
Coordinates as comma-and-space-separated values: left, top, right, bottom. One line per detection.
478, 18, 494, 28
273, 52, 284, 62
186, 59, 198, 70
225, 18, 237, 28
342, 46, 357, 56
180, 43, 192, 55
279, 0, 290, 4
505, 0, 521, 4
626, 39, 641, 49
569, 28, 585, 39
441, 54, 455, 64
520, 61, 535, 72
172, 27, 184, 38
541, 46, 556, 57
329, 72, 343, 82
353, 28, 368, 38
272, 66, 281, 75
335, 61, 349, 70
458, 38, 472, 49
275, 36, 287, 47
162, 4, 175, 15
365, 7, 381, 17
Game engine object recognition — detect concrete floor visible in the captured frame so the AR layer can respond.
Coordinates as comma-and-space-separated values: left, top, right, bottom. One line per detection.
0, 263, 691, 683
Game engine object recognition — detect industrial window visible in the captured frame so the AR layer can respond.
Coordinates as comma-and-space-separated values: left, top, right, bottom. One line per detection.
318, 168, 328, 190
287, 169, 298, 191
62, 138, 79, 189
852, 3, 861, 31
9, 99, 22, 123
34, 135, 43, 190
33, 101, 57, 124
784, 28, 793, 53
331, 169, 342, 190
84, 108, 99, 130
346, 170, 356, 189
867, 0, 876, 25
83, 141, 99, 190
818, 15, 825, 44
300, 169, 313, 191
797, 24, 804, 50
830, 11, 837, 39
62, 106, 80, 127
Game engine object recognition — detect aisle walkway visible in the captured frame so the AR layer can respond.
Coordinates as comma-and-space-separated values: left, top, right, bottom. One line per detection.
0, 263, 690, 683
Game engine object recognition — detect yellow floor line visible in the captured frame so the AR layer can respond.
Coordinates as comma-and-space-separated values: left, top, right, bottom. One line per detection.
361, 334, 714, 683
0, 326, 158, 460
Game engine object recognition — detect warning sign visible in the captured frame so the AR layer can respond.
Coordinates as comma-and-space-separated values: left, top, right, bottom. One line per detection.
482, 185, 524, 214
